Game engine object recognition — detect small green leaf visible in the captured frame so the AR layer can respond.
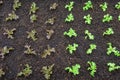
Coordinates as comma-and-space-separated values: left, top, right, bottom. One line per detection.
66, 43, 78, 54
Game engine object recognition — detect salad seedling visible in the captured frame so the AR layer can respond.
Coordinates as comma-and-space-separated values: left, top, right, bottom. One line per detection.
83, 14, 92, 24
41, 64, 54, 80
29, 2, 39, 14
103, 28, 114, 36
64, 28, 77, 38
50, 3, 58, 10
24, 45, 36, 55
83, 0, 93, 11
107, 62, 120, 72
17, 64, 32, 77
6, 11, 19, 21
87, 61, 97, 77
65, 13, 74, 22
102, 14, 113, 23
86, 44, 96, 54
0, 68, 5, 77
41, 45, 55, 58
27, 29, 37, 41
65, 64, 80, 76
3, 28, 16, 39
30, 14, 37, 23
115, 2, 120, 10
46, 29, 54, 39
118, 15, 120, 21
45, 17, 56, 25
13, 0, 21, 11
100, 2, 108, 12
66, 43, 78, 54
65, 1, 74, 11
85, 30, 94, 40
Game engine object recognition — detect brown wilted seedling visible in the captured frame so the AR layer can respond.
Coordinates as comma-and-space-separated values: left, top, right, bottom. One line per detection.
0, 68, 5, 77
46, 29, 54, 39
6, 11, 19, 21
24, 45, 36, 55
50, 3, 58, 10
45, 17, 56, 25
27, 29, 37, 41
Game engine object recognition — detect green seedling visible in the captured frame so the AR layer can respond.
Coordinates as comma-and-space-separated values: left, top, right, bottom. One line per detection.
41, 45, 55, 58
41, 64, 54, 80
50, 3, 58, 10
29, 2, 39, 14
87, 61, 97, 77
64, 28, 77, 38
30, 14, 37, 23
100, 2, 108, 11
83, 14, 92, 24
85, 30, 94, 40
6, 11, 19, 21
46, 29, 54, 39
27, 29, 37, 41
115, 2, 120, 10
0, 68, 5, 77
65, 13, 74, 22
118, 15, 120, 21
45, 17, 56, 25
17, 64, 32, 77
103, 28, 114, 36
86, 44, 96, 54
107, 62, 120, 72
24, 45, 36, 55
83, 0, 93, 11
65, 1, 74, 11
102, 14, 113, 22
66, 43, 78, 54
13, 0, 21, 11
65, 64, 80, 76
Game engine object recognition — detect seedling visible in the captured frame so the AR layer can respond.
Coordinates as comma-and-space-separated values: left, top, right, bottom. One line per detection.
27, 29, 37, 41
17, 64, 32, 77
65, 13, 74, 22
103, 28, 114, 36
86, 44, 96, 54
41, 64, 54, 80
46, 29, 54, 39
3, 28, 16, 39
83, 0, 93, 11
102, 14, 113, 22
13, 0, 21, 11
50, 3, 58, 10
0, 68, 5, 77
30, 14, 37, 23
6, 11, 19, 21
83, 14, 92, 24
66, 43, 78, 54
100, 2, 108, 12
85, 30, 94, 40
24, 45, 36, 55
65, 1, 74, 11
65, 64, 80, 76
41, 45, 55, 58
45, 17, 56, 25
118, 15, 120, 21
115, 2, 120, 10
64, 28, 77, 38
107, 62, 120, 72
0, 46, 14, 59
87, 61, 97, 77
29, 2, 39, 14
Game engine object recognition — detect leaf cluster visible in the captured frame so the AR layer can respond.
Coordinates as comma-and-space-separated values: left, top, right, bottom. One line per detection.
86, 44, 96, 54
0, 68, 5, 77
107, 62, 120, 72
24, 45, 36, 55
66, 43, 78, 54
13, 0, 21, 11
83, 0, 93, 11
65, 1, 74, 11
64, 28, 77, 38
115, 2, 120, 10
102, 14, 113, 22
65, 13, 74, 22
6, 11, 19, 21
29, 2, 39, 14
83, 14, 92, 24
27, 29, 37, 41
85, 30, 94, 40
103, 28, 114, 36
100, 2, 108, 11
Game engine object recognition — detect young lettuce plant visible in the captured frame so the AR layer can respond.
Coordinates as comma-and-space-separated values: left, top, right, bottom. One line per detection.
118, 15, 120, 21
46, 29, 54, 40
102, 14, 113, 23
64, 28, 77, 38
65, 13, 74, 22
65, 64, 81, 76
24, 45, 36, 55
107, 62, 120, 72
103, 28, 114, 36
83, 0, 93, 11
115, 2, 120, 10
29, 2, 39, 14
66, 43, 78, 54
13, 0, 21, 11
27, 29, 37, 41
50, 3, 58, 10
86, 44, 96, 54
65, 1, 74, 11
0, 68, 5, 77
45, 17, 56, 25
85, 30, 94, 40
6, 11, 19, 21
30, 14, 37, 23
87, 61, 97, 77
83, 14, 92, 24
100, 2, 108, 12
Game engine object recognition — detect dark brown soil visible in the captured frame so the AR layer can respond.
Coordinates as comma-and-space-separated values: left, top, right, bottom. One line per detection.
0, 0, 120, 80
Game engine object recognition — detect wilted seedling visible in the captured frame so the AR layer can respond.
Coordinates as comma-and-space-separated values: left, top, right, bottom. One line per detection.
3, 28, 16, 39
107, 62, 120, 72
17, 64, 32, 77
46, 29, 54, 39
0, 46, 14, 59
29, 2, 39, 14
45, 17, 56, 25
66, 43, 78, 54
83, 14, 92, 24
100, 2, 108, 12
65, 1, 74, 11
102, 14, 113, 23
27, 29, 37, 41
64, 28, 77, 38
41, 64, 54, 80
83, 0, 93, 11
103, 28, 114, 36
13, 0, 21, 11
41, 45, 55, 58
65, 64, 80, 76
30, 14, 37, 23
50, 3, 58, 10
6, 11, 19, 21
115, 2, 120, 10
85, 30, 94, 40
24, 45, 36, 55
0, 68, 5, 77
65, 13, 74, 22
118, 15, 120, 21
86, 44, 96, 54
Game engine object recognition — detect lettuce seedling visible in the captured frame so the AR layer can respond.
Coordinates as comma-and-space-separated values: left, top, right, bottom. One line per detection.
66, 43, 78, 54
103, 28, 114, 36
13, 0, 21, 11
83, 0, 93, 11
65, 1, 74, 11
86, 44, 96, 54
85, 30, 94, 40
30, 14, 37, 23
29, 2, 39, 14
118, 15, 120, 21
24, 45, 36, 55
65, 13, 74, 22
45, 17, 56, 25
46, 29, 54, 39
27, 29, 37, 41
0, 68, 5, 77
102, 14, 113, 23
87, 61, 97, 77
17, 64, 32, 77
41, 64, 54, 80
115, 2, 120, 10
64, 28, 77, 38
83, 14, 92, 24
107, 62, 120, 72
100, 2, 108, 12
6, 11, 19, 21
65, 64, 80, 76
50, 3, 58, 10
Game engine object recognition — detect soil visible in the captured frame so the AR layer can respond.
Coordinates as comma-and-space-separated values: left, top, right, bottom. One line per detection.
0, 0, 120, 80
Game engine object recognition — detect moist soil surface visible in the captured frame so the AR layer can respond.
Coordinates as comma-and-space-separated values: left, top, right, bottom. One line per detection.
0, 0, 120, 80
